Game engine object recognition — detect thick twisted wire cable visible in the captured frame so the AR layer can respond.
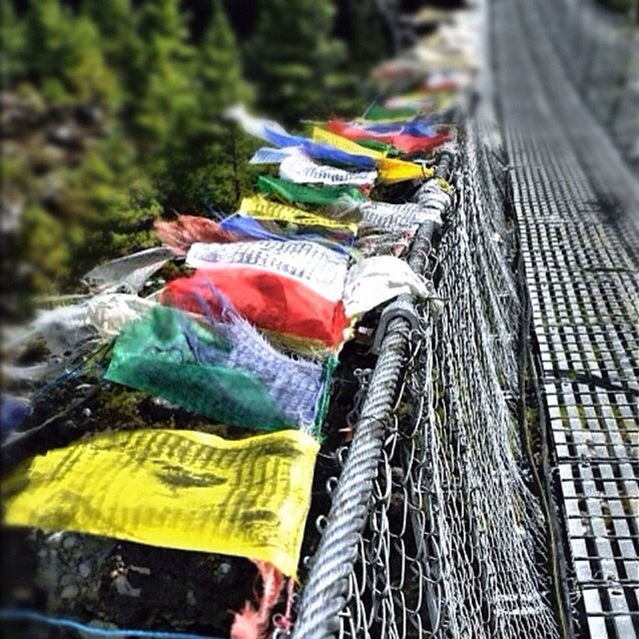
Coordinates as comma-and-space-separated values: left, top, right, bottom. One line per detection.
292, 227, 433, 639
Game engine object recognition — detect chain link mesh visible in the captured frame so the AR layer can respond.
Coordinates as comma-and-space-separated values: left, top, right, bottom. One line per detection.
299, 120, 561, 639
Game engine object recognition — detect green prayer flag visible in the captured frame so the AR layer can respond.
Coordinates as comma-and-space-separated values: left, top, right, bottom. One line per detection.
364, 104, 420, 121
256, 175, 367, 207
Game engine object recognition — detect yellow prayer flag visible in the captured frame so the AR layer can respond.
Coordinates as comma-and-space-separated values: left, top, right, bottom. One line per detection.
2, 428, 319, 576
239, 195, 358, 234
311, 128, 434, 184
378, 158, 435, 184
311, 127, 385, 159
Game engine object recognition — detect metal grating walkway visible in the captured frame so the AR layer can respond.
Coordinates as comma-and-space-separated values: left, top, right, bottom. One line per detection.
492, 0, 639, 638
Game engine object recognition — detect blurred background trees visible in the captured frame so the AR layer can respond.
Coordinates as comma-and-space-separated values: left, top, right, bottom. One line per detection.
0, 0, 393, 312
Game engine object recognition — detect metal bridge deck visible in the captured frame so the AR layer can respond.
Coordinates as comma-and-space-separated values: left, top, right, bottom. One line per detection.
492, 0, 639, 637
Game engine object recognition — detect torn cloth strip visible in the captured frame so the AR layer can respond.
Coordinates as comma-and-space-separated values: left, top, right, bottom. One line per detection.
105, 305, 325, 429
342, 255, 432, 317
226, 105, 376, 169
29, 294, 157, 356
160, 269, 350, 347
185, 239, 349, 303
82, 247, 176, 294
105, 310, 287, 430
214, 309, 327, 430
154, 216, 244, 255
2, 428, 319, 577
326, 120, 450, 155
279, 152, 377, 187
238, 195, 358, 235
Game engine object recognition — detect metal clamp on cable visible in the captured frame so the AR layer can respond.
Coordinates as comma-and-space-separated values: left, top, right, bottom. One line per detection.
371, 296, 419, 355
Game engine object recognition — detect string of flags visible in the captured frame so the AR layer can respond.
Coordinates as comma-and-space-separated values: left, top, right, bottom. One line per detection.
2, 27, 473, 635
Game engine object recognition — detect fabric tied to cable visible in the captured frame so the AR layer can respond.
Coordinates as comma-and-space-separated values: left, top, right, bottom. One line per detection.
359, 200, 444, 233
347, 118, 437, 138
21, 294, 158, 357
326, 119, 450, 155
154, 216, 244, 255
308, 130, 434, 182
378, 157, 435, 183
82, 247, 176, 294
226, 104, 376, 169
219, 215, 351, 255
279, 151, 377, 187
2, 428, 319, 576
184, 239, 348, 303
256, 175, 366, 208
342, 255, 432, 317
161, 269, 350, 347
155, 213, 349, 256
363, 104, 422, 121
238, 195, 358, 235
413, 178, 455, 208
105, 305, 327, 430
310, 128, 385, 159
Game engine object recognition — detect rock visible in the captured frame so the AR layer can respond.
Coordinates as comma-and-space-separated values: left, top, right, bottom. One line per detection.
79, 562, 92, 578
60, 574, 77, 587
62, 535, 77, 550
112, 574, 141, 598
60, 584, 79, 599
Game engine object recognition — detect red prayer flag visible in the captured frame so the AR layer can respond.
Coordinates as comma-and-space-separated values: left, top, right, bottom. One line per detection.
155, 216, 244, 255
160, 268, 350, 347
327, 120, 450, 155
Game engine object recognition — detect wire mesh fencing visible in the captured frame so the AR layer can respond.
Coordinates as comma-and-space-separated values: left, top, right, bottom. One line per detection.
293, 119, 561, 639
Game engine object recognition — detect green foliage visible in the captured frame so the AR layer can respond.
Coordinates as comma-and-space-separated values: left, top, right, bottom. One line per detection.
0, 0, 26, 85
82, 0, 138, 74
4, 0, 253, 302
342, 0, 390, 74
158, 0, 257, 213
246, 0, 360, 123
3, 0, 387, 306
123, 0, 197, 145
22, 0, 119, 106
596, 0, 635, 12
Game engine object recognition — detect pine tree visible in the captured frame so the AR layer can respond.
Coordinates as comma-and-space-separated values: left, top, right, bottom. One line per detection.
245, 0, 358, 124
22, 0, 118, 106
0, 0, 26, 87
123, 0, 198, 148
82, 0, 137, 71
341, 0, 390, 75
3, 0, 260, 301
159, 0, 257, 214
199, 0, 251, 116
